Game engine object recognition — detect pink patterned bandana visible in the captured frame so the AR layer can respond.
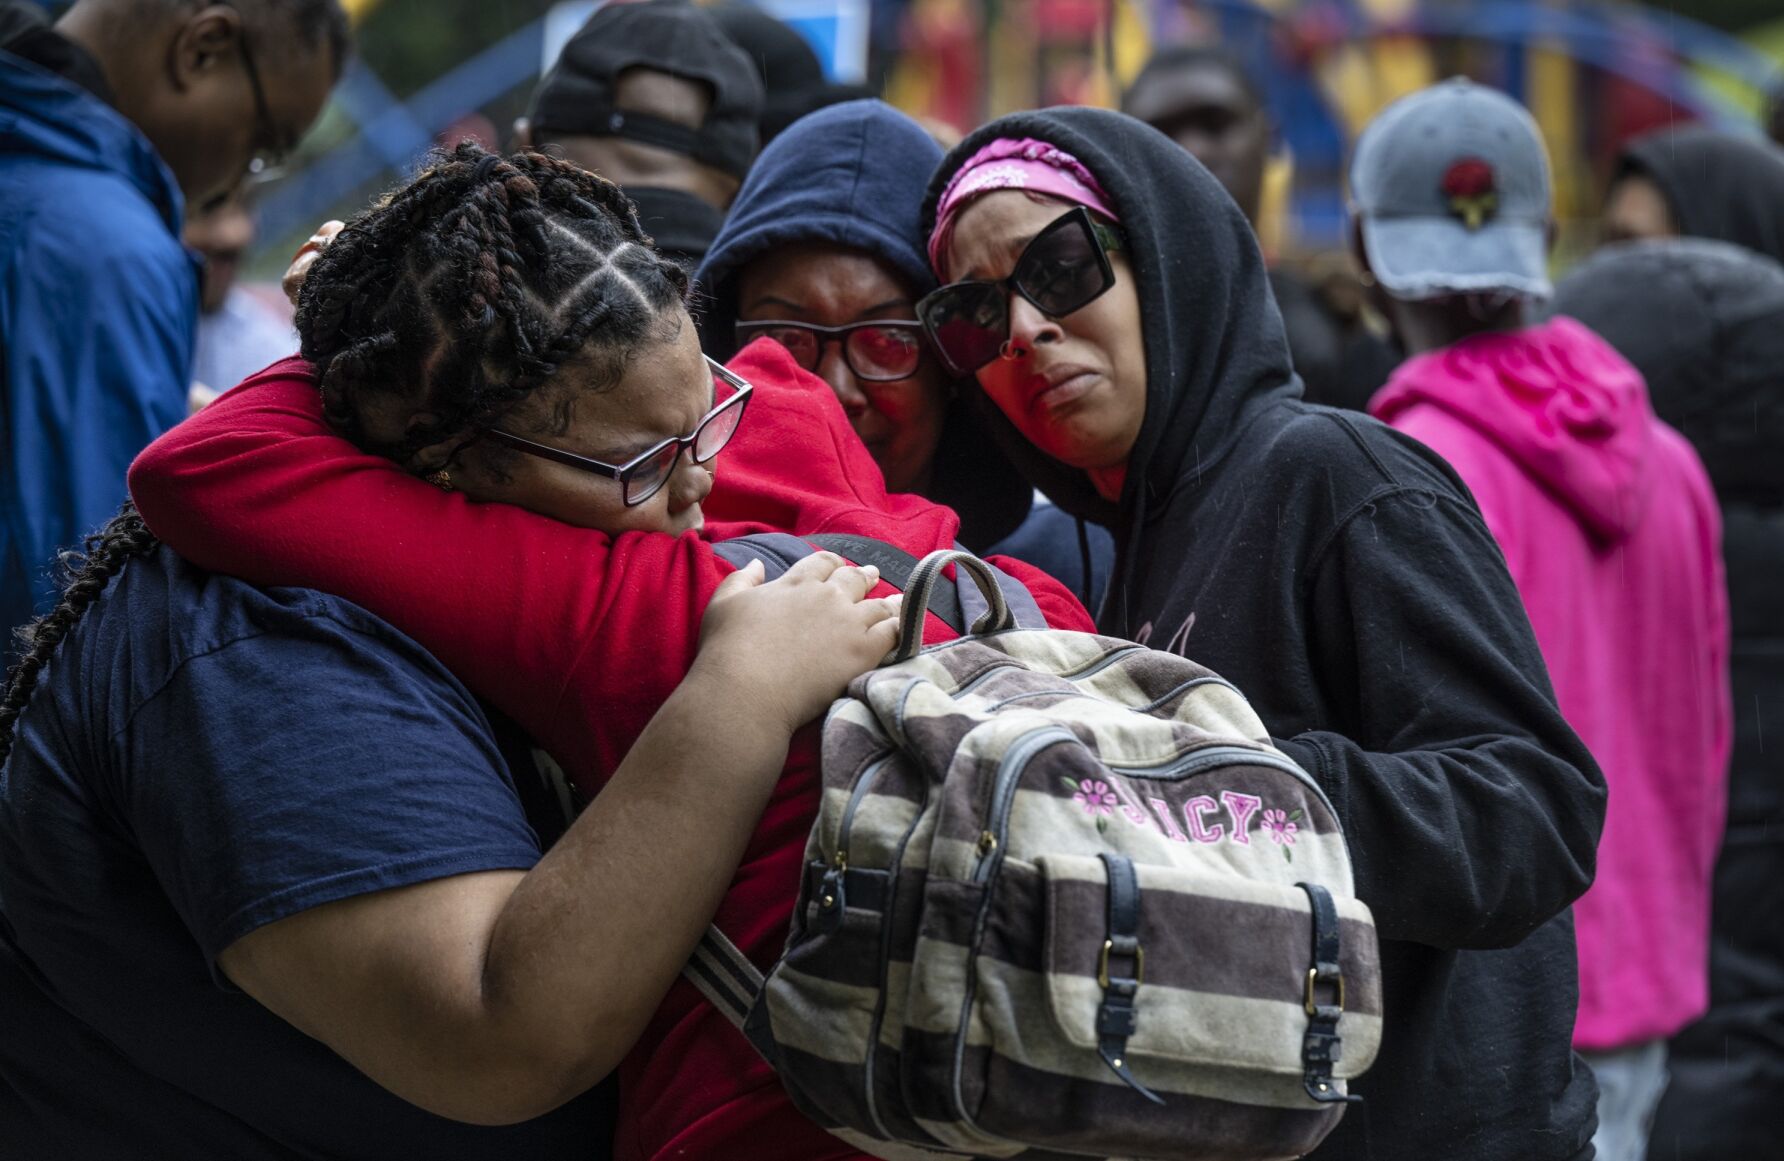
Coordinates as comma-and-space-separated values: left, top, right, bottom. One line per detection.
927, 137, 1121, 278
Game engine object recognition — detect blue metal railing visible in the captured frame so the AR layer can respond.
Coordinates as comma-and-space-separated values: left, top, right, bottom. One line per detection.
256, 17, 547, 249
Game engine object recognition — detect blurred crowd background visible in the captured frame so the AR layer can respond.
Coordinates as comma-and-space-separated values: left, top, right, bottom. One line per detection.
4, 2, 1784, 1159
61, 0, 1780, 286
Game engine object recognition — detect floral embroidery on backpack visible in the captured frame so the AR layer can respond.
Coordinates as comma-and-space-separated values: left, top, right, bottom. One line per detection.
1264, 808, 1305, 862
1072, 778, 1117, 816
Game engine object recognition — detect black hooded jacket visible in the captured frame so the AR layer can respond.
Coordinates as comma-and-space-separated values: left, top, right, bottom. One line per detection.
923, 108, 1605, 1160
1554, 239, 1784, 1159
625, 185, 724, 269
1617, 125, 1784, 266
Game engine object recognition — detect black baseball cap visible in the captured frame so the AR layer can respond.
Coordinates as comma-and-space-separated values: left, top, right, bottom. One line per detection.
528, 0, 765, 180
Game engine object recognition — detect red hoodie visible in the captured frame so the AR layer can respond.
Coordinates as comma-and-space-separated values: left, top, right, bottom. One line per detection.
129, 338, 1092, 1160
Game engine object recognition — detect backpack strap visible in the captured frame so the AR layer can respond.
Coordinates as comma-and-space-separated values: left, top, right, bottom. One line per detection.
1094, 852, 1165, 1104
809, 534, 965, 633
952, 552, 1048, 634
892, 550, 1032, 663
712, 533, 1049, 640
820, 535, 1048, 638
710, 531, 837, 578
1295, 881, 1360, 1105
684, 925, 778, 1064
712, 532, 963, 632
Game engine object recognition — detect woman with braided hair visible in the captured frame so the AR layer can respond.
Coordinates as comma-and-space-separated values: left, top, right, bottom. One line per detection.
0, 134, 942, 1160
105, 143, 1091, 1159
0, 495, 898, 1160
0, 147, 923, 1158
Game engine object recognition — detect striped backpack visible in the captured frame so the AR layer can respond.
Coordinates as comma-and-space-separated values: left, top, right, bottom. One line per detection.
694, 540, 1382, 1161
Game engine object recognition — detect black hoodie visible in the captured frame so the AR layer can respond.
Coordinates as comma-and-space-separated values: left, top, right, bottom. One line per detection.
1617, 125, 1784, 266
923, 108, 1605, 1160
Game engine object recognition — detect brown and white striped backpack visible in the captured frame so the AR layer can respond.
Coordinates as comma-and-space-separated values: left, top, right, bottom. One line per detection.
694, 541, 1383, 1161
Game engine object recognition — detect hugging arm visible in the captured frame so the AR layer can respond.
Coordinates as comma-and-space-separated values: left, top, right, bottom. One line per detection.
128, 368, 721, 783
127, 361, 1095, 780
1278, 488, 1606, 950
214, 555, 899, 1125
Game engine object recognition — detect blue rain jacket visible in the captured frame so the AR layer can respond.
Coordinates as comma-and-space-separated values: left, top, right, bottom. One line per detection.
1, 49, 194, 636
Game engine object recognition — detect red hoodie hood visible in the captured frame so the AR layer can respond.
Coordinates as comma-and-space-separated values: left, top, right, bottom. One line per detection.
1371, 317, 1655, 544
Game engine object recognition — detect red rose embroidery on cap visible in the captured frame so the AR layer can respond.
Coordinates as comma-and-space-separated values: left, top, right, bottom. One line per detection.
1441, 158, 1498, 230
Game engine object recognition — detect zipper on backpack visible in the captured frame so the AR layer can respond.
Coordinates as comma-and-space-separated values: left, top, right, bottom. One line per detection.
952, 643, 1146, 703
1134, 674, 1244, 715
832, 752, 895, 871
812, 752, 895, 929
972, 726, 1080, 883
952, 659, 1018, 699
1109, 745, 1339, 816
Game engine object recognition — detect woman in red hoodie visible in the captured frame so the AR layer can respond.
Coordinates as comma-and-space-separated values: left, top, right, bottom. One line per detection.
129, 145, 1091, 1159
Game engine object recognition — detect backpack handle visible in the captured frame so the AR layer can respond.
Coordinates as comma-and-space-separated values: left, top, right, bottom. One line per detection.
893, 550, 1015, 662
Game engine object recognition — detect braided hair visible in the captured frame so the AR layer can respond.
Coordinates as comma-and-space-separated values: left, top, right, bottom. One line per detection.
0, 505, 158, 769
297, 143, 691, 470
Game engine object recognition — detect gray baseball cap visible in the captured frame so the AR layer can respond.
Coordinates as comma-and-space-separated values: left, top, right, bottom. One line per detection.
1350, 78, 1553, 300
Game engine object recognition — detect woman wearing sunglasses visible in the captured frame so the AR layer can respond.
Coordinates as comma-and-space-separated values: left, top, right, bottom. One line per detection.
124, 145, 1091, 1159
919, 111, 1605, 1161
697, 99, 1112, 605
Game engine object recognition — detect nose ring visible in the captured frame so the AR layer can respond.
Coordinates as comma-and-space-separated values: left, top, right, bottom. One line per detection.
999, 338, 1028, 361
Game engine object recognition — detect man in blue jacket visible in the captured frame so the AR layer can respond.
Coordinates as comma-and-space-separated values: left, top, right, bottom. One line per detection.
1, 0, 346, 639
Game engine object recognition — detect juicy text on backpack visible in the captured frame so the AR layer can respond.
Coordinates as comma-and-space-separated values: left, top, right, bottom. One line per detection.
691, 542, 1382, 1161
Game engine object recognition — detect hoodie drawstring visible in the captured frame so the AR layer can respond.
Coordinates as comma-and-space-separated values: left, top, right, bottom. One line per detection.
1111, 475, 1148, 639
1075, 516, 1094, 609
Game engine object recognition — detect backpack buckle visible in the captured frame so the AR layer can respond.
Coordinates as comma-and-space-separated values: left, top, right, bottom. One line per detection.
1098, 937, 1144, 989
1304, 964, 1344, 1016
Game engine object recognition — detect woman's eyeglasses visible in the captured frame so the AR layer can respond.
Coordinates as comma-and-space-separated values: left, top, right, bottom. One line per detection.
916, 206, 1126, 378
484, 356, 753, 507
734, 319, 927, 384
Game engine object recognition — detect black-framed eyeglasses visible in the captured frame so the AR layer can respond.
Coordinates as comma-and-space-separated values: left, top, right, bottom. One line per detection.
916, 206, 1126, 378
218, 0, 286, 180
484, 357, 753, 507
733, 319, 927, 384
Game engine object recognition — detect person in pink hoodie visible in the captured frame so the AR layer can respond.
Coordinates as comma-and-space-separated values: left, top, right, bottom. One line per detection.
1350, 80, 1731, 1161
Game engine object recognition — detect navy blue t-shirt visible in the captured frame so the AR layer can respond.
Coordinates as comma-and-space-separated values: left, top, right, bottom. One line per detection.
0, 545, 612, 1158
986, 498, 1115, 613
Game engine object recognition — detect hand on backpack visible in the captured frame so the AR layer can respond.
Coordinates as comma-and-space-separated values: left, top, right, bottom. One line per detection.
698, 553, 902, 733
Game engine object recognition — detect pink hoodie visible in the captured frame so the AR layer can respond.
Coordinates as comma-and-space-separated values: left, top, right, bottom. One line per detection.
1371, 316, 1731, 1051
